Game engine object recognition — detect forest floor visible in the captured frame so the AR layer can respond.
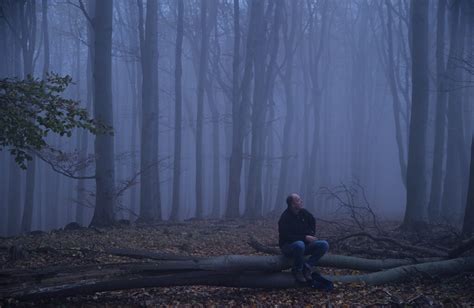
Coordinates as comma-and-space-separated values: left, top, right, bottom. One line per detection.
1, 218, 473, 307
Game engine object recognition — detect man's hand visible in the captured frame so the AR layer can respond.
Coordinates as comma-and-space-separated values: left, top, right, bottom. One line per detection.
305, 235, 317, 243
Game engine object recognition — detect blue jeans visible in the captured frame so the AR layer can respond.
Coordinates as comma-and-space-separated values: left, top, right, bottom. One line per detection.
281, 240, 329, 272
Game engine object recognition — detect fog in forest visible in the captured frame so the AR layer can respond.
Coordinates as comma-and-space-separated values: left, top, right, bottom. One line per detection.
1, 0, 473, 237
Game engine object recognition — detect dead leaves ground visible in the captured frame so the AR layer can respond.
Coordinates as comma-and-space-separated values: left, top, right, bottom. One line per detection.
1, 219, 473, 307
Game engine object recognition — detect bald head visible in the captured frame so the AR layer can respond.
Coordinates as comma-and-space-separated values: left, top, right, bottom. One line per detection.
286, 193, 303, 212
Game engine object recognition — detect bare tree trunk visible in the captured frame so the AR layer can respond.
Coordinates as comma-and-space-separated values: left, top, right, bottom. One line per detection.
304, 0, 329, 204
41, 0, 49, 79
299, 41, 310, 196
73, 26, 82, 223
428, 0, 447, 222
169, 0, 184, 221
7, 2, 24, 235
20, 0, 37, 233
245, 1, 283, 218
264, 102, 275, 214
243, 0, 266, 219
350, 4, 368, 184
76, 36, 91, 225
275, 0, 298, 212
90, 0, 116, 227
441, 0, 467, 222
462, 136, 474, 236
207, 0, 221, 219
225, 0, 245, 218
37, 0, 50, 229
77, 0, 95, 225
122, 0, 139, 219
138, 0, 162, 222
403, 0, 429, 227
195, 0, 211, 219
380, 0, 407, 189
7, 158, 21, 235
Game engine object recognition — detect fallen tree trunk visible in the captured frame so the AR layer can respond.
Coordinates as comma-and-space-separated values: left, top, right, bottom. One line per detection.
332, 256, 474, 284
106, 248, 442, 272
3, 256, 474, 301
0, 252, 442, 287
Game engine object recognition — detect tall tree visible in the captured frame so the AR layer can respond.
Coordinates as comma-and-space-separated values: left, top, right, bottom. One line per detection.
90, 0, 115, 227
377, 0, 408, 189
138, 0, 161, 222
225, 0, 244, 218
76, 0, 95, 225
274, 0, 299, 212
403, 0, 429, 226
206, 0, 221, 219
245, 0, 283, 218
350, 2, 369, 183
243, 0, 266, 218
304, 0, 329, 205
195, 0, 211, 219
20, 0, 37, 233
462, 136, 474, 237
428, 0, 447, 222
441, 0, 469, 221
170, 0, 184, 221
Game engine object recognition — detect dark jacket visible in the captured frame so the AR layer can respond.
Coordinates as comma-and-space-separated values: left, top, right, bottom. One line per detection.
278, 208, 316, 248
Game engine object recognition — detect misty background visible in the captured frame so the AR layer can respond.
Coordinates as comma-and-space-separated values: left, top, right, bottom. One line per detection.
0, 0, 473, 236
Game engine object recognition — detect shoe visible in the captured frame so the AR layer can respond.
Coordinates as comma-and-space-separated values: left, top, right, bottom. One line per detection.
303, 263, 312, 282
292, 270, 307, 283
311, 272, 334, 291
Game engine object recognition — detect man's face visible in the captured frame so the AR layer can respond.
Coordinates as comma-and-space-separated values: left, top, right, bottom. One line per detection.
291, 194, 303, 211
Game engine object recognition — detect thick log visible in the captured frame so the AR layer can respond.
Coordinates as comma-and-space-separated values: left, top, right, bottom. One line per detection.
0, 253, 443, 293
3, 257, 474, 301
332, 256, 474, 284
0, 253, 443, 288
448, 236, 474, 258
105, 248, 201, 260
105, 248, 442, 272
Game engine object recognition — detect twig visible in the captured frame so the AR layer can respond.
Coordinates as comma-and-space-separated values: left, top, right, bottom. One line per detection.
333, 232, 448, 257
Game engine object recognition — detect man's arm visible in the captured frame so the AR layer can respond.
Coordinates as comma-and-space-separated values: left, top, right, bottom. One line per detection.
304, 210, 317, 242
308, 211, 316, 236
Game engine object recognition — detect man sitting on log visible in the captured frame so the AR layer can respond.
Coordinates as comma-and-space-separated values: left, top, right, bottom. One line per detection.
278, 193, 329, 283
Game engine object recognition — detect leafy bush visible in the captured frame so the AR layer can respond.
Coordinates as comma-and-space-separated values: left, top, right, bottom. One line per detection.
0, 73, 110, 168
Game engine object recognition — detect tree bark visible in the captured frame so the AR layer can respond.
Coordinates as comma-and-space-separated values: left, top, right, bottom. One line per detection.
243, 0, 267, 219
428, 0, 447, 222
274, 0, 298, 212
304, 0, 329, 204
225, 0, 249, 218
403, 0, 430, 226
19, 0, 37, 233
138, 0, 162, 222
441, 0, 468, 222
6, 2, 23, 235
90, 0, 116, 227
195, 0, 212, 219
245, 0, 283, 218
462, 137, 474, 236
380, 0, 407, 189
170, 0, 184, 221
350, 3, 369, 184
76, 0, 94, 225
207, 0, 221, 219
